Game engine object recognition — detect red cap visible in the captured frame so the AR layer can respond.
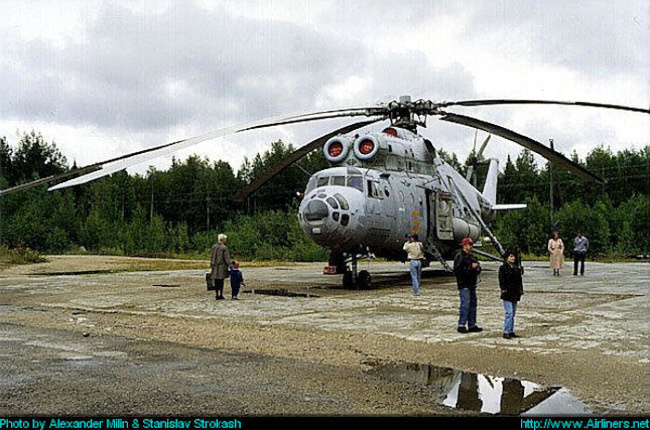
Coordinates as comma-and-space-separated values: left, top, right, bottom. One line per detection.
461, 238, 474, 246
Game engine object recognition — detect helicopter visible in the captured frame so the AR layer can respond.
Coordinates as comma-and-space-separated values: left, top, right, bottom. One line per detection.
2, 96, 649, 289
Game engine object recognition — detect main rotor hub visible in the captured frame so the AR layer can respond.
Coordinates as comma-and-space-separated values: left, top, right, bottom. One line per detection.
386, 96, 441, 131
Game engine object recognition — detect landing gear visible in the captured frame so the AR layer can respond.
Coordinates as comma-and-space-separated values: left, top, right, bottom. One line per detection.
358, 270, 372, 289
328, 250, 374, 289
341, 257, 372, 290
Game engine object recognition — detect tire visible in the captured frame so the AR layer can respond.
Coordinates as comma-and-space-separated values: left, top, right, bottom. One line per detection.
358, 270, 372, 289
342, 271, 355, 289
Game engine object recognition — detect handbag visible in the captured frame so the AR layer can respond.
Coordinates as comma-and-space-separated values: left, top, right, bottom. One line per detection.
206, 273, 215, 291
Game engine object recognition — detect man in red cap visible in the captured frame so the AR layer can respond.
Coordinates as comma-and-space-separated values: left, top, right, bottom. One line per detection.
454, 237, 483, 333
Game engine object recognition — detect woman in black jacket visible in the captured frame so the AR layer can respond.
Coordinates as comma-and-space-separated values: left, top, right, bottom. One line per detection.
499, 250, 524, 339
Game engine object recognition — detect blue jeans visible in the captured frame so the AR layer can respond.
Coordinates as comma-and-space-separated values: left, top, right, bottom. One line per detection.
458, 287, 477, 328
503, 300, 518, 333
409, 259, 422, 294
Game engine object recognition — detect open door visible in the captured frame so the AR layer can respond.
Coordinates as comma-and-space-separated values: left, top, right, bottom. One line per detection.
427, 190, 454, 241
436, 191, 454, 241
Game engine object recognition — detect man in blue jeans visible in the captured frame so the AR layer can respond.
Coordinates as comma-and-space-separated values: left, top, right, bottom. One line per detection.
403, 234, 425, 296
454, 237, 483, 333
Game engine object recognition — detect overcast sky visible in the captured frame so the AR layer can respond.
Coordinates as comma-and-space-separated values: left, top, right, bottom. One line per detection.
1, 0, 649, 177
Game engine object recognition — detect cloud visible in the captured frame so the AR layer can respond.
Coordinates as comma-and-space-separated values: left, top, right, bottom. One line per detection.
466, 0, 650, 79
1, 1, 367, 133
0, 0, 648, 173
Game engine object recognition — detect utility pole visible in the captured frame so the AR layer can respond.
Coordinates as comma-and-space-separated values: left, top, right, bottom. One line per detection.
206, 196, 210, 230
549, 139, 554, 226
150, 180, 154, 222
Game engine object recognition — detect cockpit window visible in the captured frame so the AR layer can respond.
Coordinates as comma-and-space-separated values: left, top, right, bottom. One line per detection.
317, 176, 329, 188
308, 173, 363, 193
331, 176, 345, 186
306, 177, 317, 193
347, 175, 363, 192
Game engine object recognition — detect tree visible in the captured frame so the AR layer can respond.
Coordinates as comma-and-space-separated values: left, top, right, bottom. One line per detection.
554, 200, 610, 256
240, 140, 313, 213
495, 195, 550, 255
0, 136, 12, 188
11, 131, 67, 184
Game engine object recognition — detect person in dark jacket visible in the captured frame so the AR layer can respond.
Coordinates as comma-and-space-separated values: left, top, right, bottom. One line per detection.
454, 237, 482, 333
229, 261, 246, 300
573, 230, 589, 276
498, 250, 524, 339
210, 234, 231, 300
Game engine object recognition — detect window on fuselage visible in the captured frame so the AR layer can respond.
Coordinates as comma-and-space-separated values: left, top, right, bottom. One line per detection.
367, 180, 382, 199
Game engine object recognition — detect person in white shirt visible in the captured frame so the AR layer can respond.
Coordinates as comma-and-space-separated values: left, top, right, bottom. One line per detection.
403, 234, 425, 296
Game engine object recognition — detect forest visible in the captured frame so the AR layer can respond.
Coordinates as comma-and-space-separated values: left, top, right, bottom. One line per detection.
1, 130, 650, 262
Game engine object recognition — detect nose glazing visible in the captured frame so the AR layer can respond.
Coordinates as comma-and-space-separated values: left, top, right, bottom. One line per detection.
303, 200, 329, 225
300, 190, 353, 236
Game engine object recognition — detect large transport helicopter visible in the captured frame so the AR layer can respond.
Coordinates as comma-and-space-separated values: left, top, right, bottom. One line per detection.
3, 96, 649, 288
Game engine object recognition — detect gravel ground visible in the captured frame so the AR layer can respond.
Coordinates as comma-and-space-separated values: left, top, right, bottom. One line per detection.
1, 255, 648, 416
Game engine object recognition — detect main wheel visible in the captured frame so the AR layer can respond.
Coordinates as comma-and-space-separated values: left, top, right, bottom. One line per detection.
358, 270, 372, 289
342, 271, 355, 289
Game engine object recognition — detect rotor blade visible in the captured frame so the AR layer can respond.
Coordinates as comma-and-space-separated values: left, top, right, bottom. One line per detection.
0, 166, 101, 197
232, 119, 381, 203
472, 129, 478, 153
477, 134, 491, 158
48, 109, 385, 191
439, 113, 606, 184
438, 99, 650, 115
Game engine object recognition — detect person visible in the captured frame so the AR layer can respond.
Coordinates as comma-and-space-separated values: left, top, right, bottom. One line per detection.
210, 233, 231, 300
547, 231, 565, 276
229, 261, 246, 300
573, 230, 589, 276
403, 233, 425, 296
498, 250, 524, 339
454, 237, 482, 333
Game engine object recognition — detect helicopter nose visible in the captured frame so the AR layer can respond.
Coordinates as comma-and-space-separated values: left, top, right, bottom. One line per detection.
299, 189, 359, 248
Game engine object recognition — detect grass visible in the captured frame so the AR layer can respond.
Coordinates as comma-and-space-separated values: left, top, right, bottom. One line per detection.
0, 245, 47, 269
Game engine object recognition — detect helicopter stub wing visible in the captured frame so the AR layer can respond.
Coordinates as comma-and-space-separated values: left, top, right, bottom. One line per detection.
492, 204, 527, 210
439, 112, 606, 184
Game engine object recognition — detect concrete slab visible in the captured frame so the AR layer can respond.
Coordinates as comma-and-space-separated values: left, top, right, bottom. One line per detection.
0, 256, 648, 414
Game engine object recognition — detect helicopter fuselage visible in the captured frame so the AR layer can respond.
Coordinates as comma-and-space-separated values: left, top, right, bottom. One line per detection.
298, 126, 496, 266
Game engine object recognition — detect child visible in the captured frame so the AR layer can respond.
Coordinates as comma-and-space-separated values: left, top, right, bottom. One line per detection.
498, 250, 524, 339
229, 261, 246, 300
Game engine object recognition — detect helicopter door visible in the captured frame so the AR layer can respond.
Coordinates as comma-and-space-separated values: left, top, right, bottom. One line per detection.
435, 192, 454, 241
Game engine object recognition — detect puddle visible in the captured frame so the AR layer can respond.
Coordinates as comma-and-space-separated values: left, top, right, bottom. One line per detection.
367, 362, 592, 415
30, 270, 120, 276
246, 288, 320, 298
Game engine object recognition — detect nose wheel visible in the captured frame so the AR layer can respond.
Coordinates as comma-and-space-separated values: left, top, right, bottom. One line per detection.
342, 259, 372, 290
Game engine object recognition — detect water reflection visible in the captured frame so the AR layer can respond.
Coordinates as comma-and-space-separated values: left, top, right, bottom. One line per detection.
367, 362, 587, 415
